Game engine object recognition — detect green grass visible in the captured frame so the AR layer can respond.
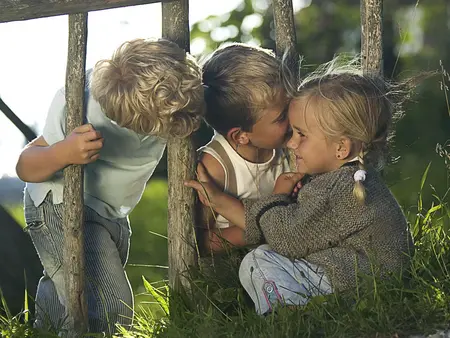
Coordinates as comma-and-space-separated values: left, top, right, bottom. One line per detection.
121, 159, 450, 338
2, 163, 450, 338
127, 179, 170, 317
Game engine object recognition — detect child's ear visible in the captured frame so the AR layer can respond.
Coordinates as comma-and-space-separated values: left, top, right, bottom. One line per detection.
335, 137, 353, 160
227, 128, 250, 146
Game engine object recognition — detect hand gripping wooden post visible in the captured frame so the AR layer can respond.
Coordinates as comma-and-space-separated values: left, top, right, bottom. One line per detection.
63, 12, 89, 337
161, 0, 198, 291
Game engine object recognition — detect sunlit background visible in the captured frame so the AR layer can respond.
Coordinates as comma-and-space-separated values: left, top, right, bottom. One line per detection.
0, 1, 311, 179
0, 0, 229, 177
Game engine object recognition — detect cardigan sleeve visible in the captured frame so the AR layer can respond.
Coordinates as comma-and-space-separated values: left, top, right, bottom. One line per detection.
242, 194, 292, 245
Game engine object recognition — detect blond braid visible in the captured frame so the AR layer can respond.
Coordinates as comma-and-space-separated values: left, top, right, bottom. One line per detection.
353, 149, 367, 203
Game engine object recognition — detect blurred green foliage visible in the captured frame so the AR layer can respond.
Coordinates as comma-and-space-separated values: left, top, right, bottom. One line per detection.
190, 0, 450, 209
127, 179, 168, 313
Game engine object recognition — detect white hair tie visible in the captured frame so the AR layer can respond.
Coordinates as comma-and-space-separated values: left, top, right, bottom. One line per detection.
354, 169, 366, 182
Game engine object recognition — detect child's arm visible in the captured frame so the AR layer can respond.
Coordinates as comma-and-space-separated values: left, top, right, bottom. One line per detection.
197, 154, 246, 251
204, 226, 246, 252
16, 124, 103, 183
185, 161, 246, 228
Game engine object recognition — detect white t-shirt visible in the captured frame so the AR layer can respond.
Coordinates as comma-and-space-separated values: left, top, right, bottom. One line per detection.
198, 132, 290, 228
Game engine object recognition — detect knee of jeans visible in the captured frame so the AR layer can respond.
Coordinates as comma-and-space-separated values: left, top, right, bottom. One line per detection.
239, 247, 265, 281
239, 250, 253, 281
240, 245, 277, 279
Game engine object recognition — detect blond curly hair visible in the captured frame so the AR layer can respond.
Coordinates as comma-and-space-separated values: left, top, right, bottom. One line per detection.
91, 38, 204, 138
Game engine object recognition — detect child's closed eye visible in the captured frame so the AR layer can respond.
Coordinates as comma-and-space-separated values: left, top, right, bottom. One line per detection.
292, 125, 305, 137
273, 107, 289, 124
285, 128, 293, 138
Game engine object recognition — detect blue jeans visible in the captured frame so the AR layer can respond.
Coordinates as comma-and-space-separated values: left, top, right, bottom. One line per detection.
239, 244, 333, 315
24, 191, 133, 334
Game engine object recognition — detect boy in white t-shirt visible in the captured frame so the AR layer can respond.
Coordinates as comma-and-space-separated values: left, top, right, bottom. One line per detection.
198, 43, 291, 253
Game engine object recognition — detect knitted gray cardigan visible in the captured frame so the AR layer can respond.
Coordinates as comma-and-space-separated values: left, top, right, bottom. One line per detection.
243, 164, 414, 292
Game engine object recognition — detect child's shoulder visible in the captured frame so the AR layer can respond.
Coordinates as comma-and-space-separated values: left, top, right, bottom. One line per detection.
198, 152, 226, 190
300, 165, 385, 204
307, 166, 355, 192
316, 165, 391, 207
197, 132, 232, 186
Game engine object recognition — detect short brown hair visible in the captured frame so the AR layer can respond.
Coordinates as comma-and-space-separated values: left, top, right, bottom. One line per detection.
91, 38, 204, 138
202, 43, 286, 135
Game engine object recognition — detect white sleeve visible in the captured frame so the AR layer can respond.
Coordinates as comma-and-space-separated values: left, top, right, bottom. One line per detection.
42, 88, 66, 145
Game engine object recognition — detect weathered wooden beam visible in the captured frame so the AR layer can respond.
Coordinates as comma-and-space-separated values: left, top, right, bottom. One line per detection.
63, 12, 89, 337
361, 0, 383, 74
0, 0, 167, 24
162, 0, 197, 291
272, 0, 298, 171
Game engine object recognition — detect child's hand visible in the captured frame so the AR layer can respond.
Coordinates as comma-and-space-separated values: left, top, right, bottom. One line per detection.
291, 180, 303, 199
63, 124, 104, 165
184, 162, 222, 208
273, 172, 304, 195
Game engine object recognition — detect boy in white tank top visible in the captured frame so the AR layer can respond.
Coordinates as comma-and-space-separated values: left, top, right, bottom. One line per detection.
198, 43, 291, 253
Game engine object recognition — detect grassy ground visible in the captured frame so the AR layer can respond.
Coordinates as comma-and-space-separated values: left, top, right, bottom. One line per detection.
2, 159, 449, 338
121, 161, 450, 338
2, 179, 171, 318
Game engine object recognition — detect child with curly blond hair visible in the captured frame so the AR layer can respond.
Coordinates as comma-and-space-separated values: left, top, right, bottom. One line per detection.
16, 38, 204, 333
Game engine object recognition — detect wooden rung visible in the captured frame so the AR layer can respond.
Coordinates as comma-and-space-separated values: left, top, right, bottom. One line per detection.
0, 0, 164, 24
0, 98, 37, 142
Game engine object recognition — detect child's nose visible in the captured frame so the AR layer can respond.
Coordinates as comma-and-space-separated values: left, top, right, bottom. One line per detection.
286, 136, 298, 150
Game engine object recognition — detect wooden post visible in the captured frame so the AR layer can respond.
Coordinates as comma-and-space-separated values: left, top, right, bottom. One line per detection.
272, 0, 298, 171
63, 12, 89, 337
161, 0, 197, 291
273, 0, 298, 72
361, 0, 383, 74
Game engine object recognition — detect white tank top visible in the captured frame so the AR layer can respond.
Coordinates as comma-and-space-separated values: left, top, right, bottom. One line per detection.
198, 132, 290, 228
